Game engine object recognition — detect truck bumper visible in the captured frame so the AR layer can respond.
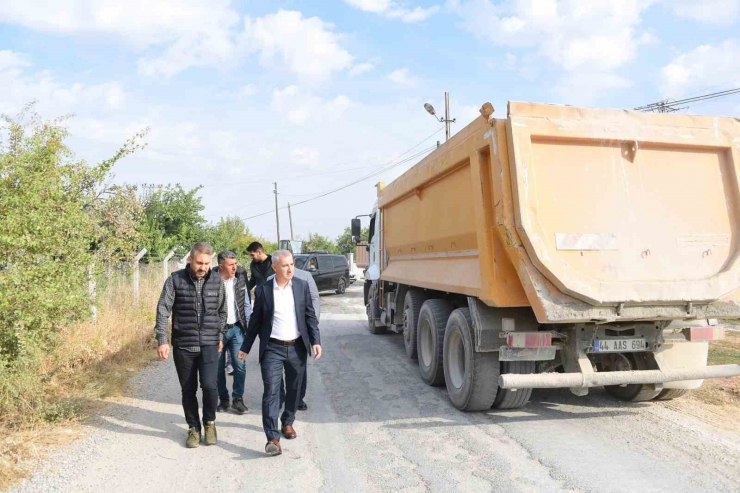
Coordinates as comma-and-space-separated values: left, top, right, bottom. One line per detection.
498, 364, 740, 389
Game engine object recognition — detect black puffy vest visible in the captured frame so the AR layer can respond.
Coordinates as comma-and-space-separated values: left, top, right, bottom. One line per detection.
171, 268, 222, 347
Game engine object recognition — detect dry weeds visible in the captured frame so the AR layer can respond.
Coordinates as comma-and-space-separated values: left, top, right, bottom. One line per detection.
0, 271, 162, 490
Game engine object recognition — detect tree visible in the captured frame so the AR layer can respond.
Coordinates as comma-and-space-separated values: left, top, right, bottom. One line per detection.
138, 184, 206, 260
302, 232, 339, 254
0, 105, 146, 360
202, 216, 263, 257
336, 226, 369, 255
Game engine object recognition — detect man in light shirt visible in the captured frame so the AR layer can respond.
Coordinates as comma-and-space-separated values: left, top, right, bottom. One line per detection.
268, 266, 320, 411
238, 250, 321, 457
213, 251, 251, 415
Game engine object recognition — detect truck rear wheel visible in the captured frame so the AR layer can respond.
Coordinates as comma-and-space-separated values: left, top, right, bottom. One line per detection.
492, 361, 535, 409
653, 389, 689, 401
443, 308, 499, 411
403, 290, 428, 360
417, 299, 453, 386
604, 353, 660, 402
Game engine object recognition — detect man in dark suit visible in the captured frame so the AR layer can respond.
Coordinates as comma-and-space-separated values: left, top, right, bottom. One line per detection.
238, 250, 321, 457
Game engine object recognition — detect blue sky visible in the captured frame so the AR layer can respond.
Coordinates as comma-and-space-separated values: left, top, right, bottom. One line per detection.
1, 0, 739, 242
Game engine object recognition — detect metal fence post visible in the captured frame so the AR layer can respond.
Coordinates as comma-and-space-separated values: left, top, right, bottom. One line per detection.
133, 248, 147, 300
163, 250, 175, 282
88, 262, 97, 323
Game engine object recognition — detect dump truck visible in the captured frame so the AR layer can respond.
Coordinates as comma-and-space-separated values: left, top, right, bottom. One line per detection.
350, 101, 740, 411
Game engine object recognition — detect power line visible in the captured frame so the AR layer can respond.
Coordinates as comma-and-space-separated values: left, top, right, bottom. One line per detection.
239, 144, 439, 222
210, 126, 444, 218
635, 87, 740, 113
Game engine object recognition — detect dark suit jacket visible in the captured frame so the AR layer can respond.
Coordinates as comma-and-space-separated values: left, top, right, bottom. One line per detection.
240, 277, 320, 362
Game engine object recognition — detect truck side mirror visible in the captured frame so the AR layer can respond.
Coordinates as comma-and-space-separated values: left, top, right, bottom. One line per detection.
351, 218, 361, 240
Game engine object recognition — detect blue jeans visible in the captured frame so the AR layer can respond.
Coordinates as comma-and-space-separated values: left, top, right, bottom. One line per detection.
217, 325, 246, 400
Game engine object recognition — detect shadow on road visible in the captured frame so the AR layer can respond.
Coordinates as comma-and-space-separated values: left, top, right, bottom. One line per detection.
82, 399, 267, 459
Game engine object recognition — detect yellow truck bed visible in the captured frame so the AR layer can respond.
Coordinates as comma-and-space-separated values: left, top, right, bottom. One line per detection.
378, 102, 740, 323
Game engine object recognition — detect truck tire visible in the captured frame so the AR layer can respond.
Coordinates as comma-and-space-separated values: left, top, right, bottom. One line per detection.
653, 388, 689, 401
443, 308, 499, 411
492, 361, 535, 409
604, 354, 660, 402
417, 299, 453, 386
403, 290, 428, 360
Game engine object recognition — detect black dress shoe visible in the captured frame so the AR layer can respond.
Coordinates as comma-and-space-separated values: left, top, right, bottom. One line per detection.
297, 401, 308, 411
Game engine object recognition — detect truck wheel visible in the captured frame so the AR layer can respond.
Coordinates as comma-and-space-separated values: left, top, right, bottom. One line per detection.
417, 300, 453, 386
403, 290, 428, 360
336, 277, 347, 294
492, 361, 535, 409
653, 389, 689, 401
444, 308, 499, 411
604, 354, 660, 402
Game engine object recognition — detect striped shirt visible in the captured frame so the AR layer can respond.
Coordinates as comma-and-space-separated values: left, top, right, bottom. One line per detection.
154, 270, 227, 352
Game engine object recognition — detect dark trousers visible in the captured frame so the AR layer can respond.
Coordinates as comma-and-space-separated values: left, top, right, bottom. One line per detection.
173, 346, 219, 431
281, 365, 307, 407
261, 342, 307, 441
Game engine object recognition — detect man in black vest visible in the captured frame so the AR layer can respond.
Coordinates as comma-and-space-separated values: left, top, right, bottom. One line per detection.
213, 251, 251, 414
238, 250, 321, 457
154, 242, 227, 449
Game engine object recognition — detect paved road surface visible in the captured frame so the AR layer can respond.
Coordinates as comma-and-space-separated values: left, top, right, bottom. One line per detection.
13, 285, 740, 492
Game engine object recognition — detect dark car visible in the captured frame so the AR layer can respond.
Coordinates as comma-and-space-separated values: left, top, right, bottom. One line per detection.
294, 252, 350, 294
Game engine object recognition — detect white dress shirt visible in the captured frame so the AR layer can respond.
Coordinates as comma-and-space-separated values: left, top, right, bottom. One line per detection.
271, 280, 300, 341
224, 277, 236, 325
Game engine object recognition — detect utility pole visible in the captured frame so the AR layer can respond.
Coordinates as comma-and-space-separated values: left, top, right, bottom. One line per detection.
424, 93, 456, 141
444, 91, 451, 141
273, 182, 280, 243
288, 202, 295, 240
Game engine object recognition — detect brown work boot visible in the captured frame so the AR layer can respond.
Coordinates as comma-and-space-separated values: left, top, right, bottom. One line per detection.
204, 421, 217, 446
186, 427, 201, 448
281, 424, 297, 440
265, 439, 282, 456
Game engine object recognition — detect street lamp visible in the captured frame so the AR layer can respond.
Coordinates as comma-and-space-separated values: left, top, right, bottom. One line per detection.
423, 92, 456, 142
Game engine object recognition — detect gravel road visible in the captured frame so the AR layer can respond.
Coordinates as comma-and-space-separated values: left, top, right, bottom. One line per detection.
12, 284, 740, 493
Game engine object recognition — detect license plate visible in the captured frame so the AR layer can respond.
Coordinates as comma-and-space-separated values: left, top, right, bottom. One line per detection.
593, 338, 647, 353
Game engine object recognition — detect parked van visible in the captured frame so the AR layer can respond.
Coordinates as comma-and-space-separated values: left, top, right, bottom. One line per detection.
294, 252, 350, 294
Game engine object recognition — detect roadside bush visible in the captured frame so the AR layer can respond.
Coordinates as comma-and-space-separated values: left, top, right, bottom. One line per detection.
0, 105, 146, 362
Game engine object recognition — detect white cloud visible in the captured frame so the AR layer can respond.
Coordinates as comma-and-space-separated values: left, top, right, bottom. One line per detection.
291, 147, 321, 167
241, 10, 354, 81
0, 0, 241, 78
0, 3, 355, 80
239, 84, 257, 99
667, 0, 739, 25
0, 50, 30, 71
450, 0, 654, 101
387, 68, 419, 87
0, 53, 127, 115
553, 72, 633, 106
271, 86, 352, 125
660, 40, 740, 98
452, 0, 653, 71
344, 0, 393, 13
344, 0, 440, 22
349, 61, 377, 77
387, 5, 441, 22
499, 52, 540, 81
